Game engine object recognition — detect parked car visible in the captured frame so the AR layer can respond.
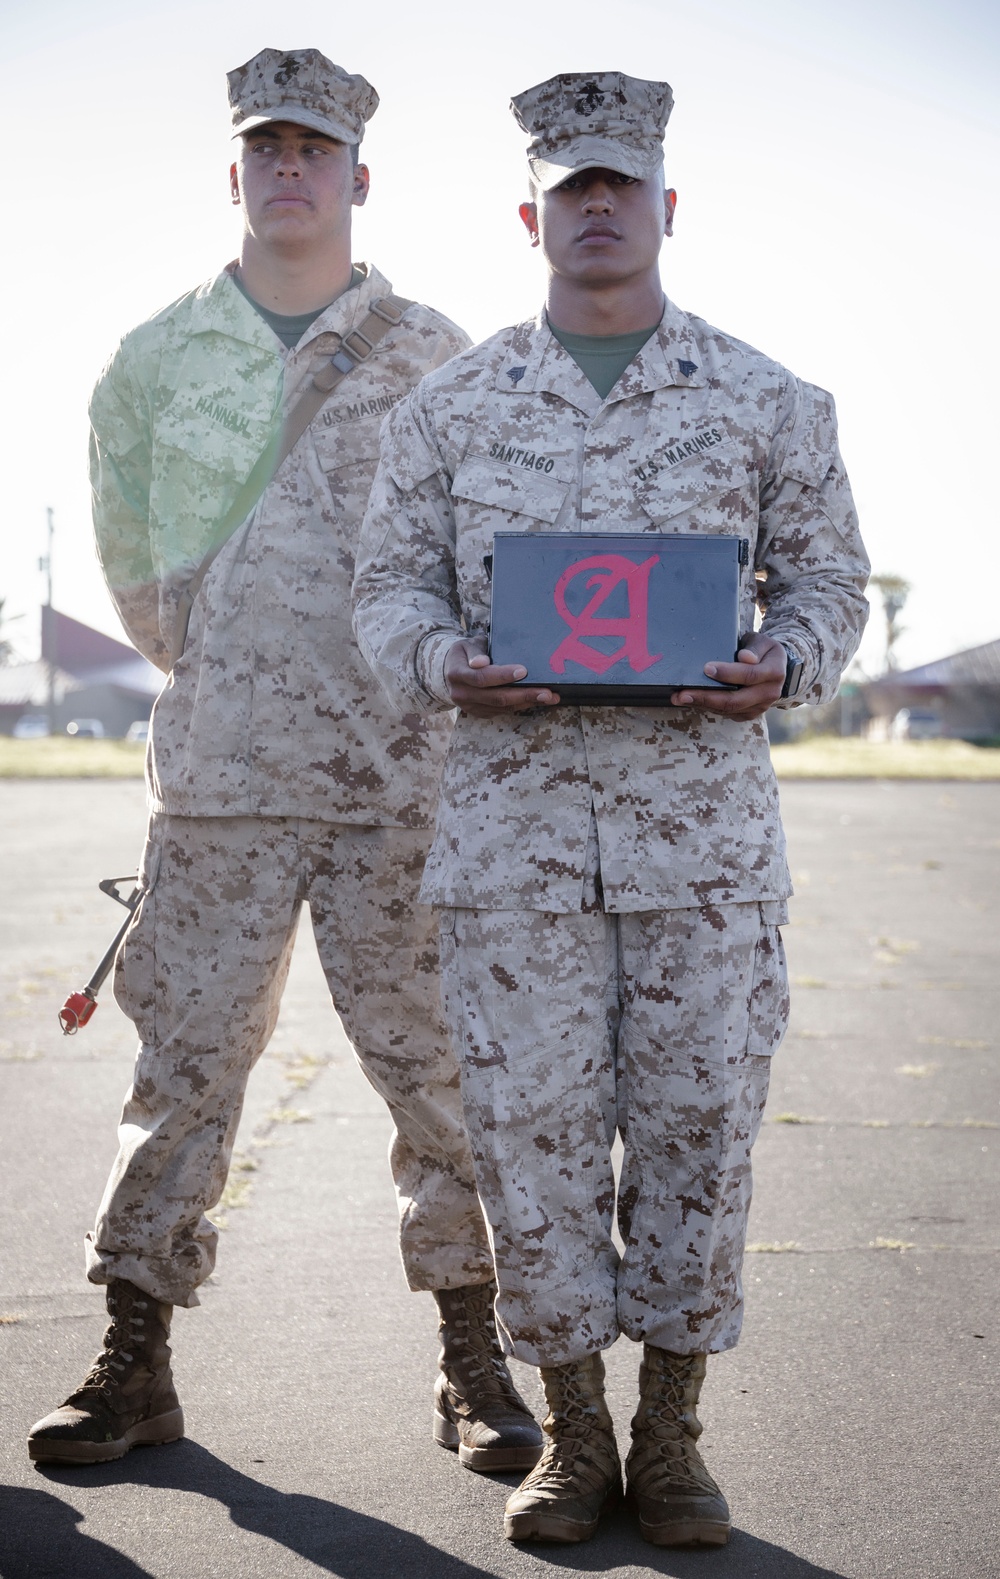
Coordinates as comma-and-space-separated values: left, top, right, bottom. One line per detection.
66, 719, 105, 739
13, 713, 50, 739
125, 719, 150, 743
900, 707, 942, 741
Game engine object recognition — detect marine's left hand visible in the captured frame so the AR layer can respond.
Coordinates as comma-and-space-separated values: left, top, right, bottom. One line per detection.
670, 634, 788, 720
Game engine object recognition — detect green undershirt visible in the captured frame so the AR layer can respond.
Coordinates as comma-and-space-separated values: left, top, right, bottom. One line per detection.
547, 315, 661, 400
234, 266, 365, 349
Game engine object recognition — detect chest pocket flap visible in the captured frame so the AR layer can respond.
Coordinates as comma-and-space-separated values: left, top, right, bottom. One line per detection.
452, 453, 569, 524
156, 339, 281, 478
631, 434, 743, 524
313, 413, 386, 473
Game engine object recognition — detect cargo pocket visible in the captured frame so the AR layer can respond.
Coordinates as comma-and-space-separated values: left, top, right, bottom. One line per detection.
113, 834, 163, 1044
746, 903, 790, 1061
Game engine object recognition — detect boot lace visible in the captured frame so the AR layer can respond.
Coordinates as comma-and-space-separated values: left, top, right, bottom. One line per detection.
630, 1356, 719, 1496
442, 1285, 532, 1411
77, 1284, 151, 1397
521, 1362, 618, 1495
523, 1434, 615, 1496
544, 1364, 607, 1430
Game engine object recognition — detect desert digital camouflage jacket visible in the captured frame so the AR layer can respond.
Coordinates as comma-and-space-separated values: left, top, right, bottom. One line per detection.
352, 299, 870, 910
90, 262, 468, 823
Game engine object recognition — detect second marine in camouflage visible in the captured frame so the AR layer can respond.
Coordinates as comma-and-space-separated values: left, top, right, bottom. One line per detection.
353, 69, 869, 1545
28, 47, 542, 1479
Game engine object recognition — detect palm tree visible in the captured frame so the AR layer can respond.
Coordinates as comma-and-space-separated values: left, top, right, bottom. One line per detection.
869, 574, 910, 672
0, 597, 25, 667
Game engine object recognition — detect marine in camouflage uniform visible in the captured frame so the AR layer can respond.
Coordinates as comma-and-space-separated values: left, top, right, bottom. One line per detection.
28, 48, 542, 1478
353, 71, 869, 1544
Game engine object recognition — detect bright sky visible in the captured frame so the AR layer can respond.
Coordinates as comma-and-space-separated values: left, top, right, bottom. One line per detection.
2, 0, 997, 676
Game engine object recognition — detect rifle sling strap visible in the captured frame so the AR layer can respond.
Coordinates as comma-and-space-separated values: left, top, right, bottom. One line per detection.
170, 291, 413, 666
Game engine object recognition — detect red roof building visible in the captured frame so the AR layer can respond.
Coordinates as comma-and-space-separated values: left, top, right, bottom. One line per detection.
0, 609, 161, 737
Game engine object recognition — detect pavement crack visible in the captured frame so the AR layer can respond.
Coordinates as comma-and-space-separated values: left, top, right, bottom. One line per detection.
746, 1242, 998, 1256
207, 1053, 331, 1230
766, 1116, 998, 1130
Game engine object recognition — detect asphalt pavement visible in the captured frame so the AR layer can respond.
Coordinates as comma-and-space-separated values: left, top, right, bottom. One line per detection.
0, 777, 997, 1578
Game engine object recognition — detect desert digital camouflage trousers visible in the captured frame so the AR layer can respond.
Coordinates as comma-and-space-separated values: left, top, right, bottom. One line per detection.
438, 883, 789, 1367
85, 814, 492, 1307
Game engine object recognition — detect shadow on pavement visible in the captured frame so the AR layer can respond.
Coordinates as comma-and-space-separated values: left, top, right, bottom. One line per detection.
13, 1445, 850, 1579
20, 1443, 505, 1578
481, 1473, 851, 1578
0, 1484, 155, 1579
522, 1503, 851, 1577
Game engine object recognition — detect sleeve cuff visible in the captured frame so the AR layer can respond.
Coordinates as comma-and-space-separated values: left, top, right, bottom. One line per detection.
415, 629, 462, 707
767, 636, 816, 709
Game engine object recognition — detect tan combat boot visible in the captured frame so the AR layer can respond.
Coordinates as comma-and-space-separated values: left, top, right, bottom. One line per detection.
433, 1281, 543, 1471
504, 1352, 622, 1543
625, 1346, 731, 1547
28, 1279, 184, 1465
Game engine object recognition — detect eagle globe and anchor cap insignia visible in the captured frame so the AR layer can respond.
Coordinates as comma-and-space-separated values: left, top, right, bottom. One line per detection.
510, 70, 674, 191
573, 79, 606, 117
550, 552, 662, 675
273, 54, 302, 87
227, 47, 379, 146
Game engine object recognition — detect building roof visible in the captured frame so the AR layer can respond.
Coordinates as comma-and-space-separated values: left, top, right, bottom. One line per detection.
41, 607, 161, 697
69, 659, 162, 699
871, 637, 1000, 691
41, 606, 150, 670
0, 660, 80, 708
0, 608, 162, 714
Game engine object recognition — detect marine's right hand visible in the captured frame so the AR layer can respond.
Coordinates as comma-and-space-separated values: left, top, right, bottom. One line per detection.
444, 637, 560, 717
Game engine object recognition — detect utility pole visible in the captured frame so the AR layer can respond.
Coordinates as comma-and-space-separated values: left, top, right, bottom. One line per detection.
39, 506, 55, 734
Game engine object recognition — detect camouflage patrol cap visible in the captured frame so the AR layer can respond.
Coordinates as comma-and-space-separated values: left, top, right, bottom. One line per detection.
227, 48, 378, 145
511, 72, 673, 192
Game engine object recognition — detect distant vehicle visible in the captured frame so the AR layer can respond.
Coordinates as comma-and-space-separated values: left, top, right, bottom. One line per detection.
894, 707, 941, 742
66, 719, 105, 739
13, 713, 50, 740
125, 719, 150, 744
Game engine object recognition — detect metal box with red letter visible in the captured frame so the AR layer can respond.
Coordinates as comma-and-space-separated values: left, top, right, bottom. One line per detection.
487, 531, 747, 704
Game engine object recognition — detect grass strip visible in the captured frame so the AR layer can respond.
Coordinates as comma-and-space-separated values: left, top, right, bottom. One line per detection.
770, 737, 1000, 780
0, 738, 146, 778
3, 735, 1000, 781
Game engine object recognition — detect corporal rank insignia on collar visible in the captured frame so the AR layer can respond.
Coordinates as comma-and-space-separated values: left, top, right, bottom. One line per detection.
507, 366, 527, 386
677, 359, 698, 378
